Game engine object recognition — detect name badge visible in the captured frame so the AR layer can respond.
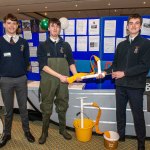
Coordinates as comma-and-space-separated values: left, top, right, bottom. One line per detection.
20, 44, 24, 51
60, 47, 64, 54
134, 46, 139, 54
3, 52, 11, 57
47, 53, 50, 56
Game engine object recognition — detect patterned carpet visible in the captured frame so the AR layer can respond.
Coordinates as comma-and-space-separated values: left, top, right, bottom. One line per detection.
0, 113, 150, 150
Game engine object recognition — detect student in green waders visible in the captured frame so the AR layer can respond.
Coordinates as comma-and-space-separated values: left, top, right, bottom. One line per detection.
37, 18, 80, 144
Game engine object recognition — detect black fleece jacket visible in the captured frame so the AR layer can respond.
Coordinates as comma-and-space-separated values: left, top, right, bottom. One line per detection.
105, 34, 150, 88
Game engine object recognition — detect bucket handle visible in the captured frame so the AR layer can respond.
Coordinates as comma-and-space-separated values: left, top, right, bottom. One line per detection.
92, 102, 103, 134
75, 102, 105, 135
76, 112, 89, 119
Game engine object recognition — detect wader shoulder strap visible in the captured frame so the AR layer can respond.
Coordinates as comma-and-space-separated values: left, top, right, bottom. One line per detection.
43, 40, 50, 53
62, 42, 68, 55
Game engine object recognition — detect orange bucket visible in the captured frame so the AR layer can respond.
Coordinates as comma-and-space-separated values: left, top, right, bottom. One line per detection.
73, 118, 95, 142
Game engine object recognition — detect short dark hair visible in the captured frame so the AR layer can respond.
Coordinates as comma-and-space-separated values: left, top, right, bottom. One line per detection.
3, 13, 18, 23
48, 18, 61, 27
127, 14, 143, 25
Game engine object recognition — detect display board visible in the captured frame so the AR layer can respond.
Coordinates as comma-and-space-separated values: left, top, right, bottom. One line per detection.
21, 18, 102, 89
63, 18, 101, 89
100, 15, 150, 89
0, 15, 149, 89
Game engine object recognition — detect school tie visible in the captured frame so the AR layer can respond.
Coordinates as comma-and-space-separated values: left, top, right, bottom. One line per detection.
10, 37, 15, 44
130, 39, 133, 44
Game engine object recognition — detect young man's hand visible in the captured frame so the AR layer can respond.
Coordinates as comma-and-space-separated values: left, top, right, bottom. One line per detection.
76, 77, 82, 82
97, 71, 106, 79
59, 75, 68, 83
112, 71, 125, 79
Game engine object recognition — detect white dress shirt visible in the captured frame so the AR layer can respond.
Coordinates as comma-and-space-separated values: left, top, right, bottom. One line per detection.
3, 34, 19, 43
50, 36, 59, 43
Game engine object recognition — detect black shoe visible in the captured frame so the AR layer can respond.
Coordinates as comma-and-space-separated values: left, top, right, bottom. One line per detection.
138, 141, 145, 150
138, 148, 145, 150
38, 132, 48, 144
119, 137, 125, 142
25, 131, 35, 143
59, 130, 72, 140
138, 145, 145, 150
0, 134, 11, 148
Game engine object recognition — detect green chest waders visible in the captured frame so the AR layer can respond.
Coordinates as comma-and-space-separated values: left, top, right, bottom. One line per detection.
40, 58, 69, 114
39, 58, 71, 144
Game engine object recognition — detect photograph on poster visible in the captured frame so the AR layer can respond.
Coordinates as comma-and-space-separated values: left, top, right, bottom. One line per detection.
22, 20, 31, 31
88, 19, 100, 35
89, 36, 99, 51
141, 18, 150, 36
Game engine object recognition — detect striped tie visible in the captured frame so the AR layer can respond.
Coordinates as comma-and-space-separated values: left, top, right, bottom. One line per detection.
10, 37, 15, 44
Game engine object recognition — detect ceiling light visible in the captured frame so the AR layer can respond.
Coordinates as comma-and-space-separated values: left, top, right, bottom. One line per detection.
143, 1, 146, 4
114, 9, 117, 12
44, 12, 47, 16
45, 6, 48, 9
75, 4, 78, 7
17, 8, 20, 11
108, 2, 111, 6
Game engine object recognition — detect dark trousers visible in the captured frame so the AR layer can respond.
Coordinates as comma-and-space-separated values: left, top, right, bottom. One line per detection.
0, 76, 29, 135
116, 86, 146, 146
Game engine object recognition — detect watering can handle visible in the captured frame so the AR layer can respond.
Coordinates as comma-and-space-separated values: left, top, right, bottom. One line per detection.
92, 102, 103, 134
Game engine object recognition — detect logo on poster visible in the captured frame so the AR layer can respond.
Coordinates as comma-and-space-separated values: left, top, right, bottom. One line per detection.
146, 83, 150, 92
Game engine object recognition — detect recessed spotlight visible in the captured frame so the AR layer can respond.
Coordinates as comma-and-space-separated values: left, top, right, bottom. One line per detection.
143, 1, 146, 4
17, 8, 20, 11
45, 6, 48, 9
75, 4, 78, 7
44, 12, 47, 16
108, 2, 111, 6
114, 9, 117, 12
